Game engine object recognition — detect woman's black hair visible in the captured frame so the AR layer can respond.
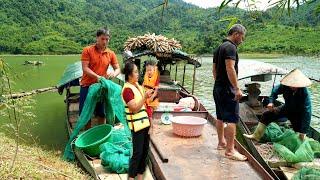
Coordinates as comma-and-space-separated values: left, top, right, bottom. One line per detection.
123, 61, 136, 81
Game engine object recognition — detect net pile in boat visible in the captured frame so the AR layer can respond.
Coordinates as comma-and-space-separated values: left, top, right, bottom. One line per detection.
100, 127, 132, 173
124, 33, 182, 54
260, 123, 320, 163
63, 77, 130, 161
292, 167, 320, 180
256, 143, 281, 162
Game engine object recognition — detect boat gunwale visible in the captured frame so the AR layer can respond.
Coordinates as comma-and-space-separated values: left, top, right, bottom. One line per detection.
65, 100, 101, 179
62, 74, 274, 179
148, 92, 274, 180
238, 96, 320, 179
237, 67, 320, 180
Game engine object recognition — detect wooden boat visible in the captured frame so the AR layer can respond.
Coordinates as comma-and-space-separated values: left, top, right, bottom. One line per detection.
235, 60, 320, 180
58, 63, 154, 180
124, 50, 273, 179
57, 52, 273, 179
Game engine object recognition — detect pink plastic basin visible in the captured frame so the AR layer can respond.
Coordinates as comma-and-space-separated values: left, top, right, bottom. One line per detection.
171, 116, 207, 137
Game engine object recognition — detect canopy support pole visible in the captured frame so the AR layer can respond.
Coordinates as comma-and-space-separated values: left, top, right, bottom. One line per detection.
175, 64, 178, 81
182, 64, 186, 86
191, 65, 196, 95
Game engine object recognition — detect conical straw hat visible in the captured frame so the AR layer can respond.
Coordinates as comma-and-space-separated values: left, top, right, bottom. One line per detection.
280, 69, 312, 87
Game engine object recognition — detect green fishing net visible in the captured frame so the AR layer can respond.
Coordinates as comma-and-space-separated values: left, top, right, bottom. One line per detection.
292, 167, 320, 180
63, 77, 130, 161
99, 128, 132, 173
260, 123, 320, 163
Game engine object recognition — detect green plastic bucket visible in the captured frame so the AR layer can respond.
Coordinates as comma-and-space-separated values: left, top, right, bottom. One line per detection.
75, 124, 113, 157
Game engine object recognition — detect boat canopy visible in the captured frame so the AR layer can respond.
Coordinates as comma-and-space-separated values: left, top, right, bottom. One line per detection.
124, 49, 201, 68
57, 62, 82, 88
238, 60, 288, 80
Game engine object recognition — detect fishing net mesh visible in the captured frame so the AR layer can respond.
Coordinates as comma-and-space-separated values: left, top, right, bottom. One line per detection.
63, 78, 132, 173
261, 123, 320, 163
292, 167, 320, 180
99, 128, 132, 173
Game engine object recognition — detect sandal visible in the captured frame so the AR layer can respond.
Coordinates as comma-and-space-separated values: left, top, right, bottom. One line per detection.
225, 151, 247, 161
217, 145, 227, 150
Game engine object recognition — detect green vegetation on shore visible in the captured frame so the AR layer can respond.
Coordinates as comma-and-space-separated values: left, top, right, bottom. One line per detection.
242, 25, 320, 55
0, 0, 319, 55
0, 133, 89, 179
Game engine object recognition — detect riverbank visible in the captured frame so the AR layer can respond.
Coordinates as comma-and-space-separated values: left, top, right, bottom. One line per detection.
0, 133, 89, 179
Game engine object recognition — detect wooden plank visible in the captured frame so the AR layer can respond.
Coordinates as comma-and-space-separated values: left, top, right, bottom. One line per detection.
91, 159, 101, 167
68, 102, 79, 112
92, 159, 106, 175
98, 174, 121, 180
149, 146, 166, 180
117, 167, 153, 180
118, 173, 127, 180
150, 137, 168, 163
91, 155, 154, 180
238, 104, 280, 180
91, 159, 122, 180
205, 108, 274, 180
74, 149, 100, 179
67, 95, 122, 180
144, 166, 154, 180
149, 117, 262, 180
102, 167, 154, 180
279, 166, 298, 180
268, 160, 291, 168
235, 140, 275, 180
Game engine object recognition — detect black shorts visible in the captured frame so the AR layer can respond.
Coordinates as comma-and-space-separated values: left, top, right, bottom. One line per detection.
213, 85, 239, 123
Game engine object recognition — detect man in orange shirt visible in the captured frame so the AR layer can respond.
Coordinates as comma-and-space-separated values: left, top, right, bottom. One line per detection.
79, 28, 121, 129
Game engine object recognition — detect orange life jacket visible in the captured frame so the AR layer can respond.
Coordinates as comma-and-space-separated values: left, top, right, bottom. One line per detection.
143, 68, 160, 108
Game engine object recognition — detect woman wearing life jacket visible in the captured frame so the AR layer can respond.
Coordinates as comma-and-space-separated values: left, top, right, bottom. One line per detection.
122, 62, 153, 180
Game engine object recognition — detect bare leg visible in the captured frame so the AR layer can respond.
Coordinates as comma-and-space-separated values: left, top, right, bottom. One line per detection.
224, 123, 246, 160
216, 119, 226, 148
224, 123, 236, 154
137, 174, 143, 180
97, 116, 106, 125
85, 120, 91, 130
129, 177, 134, 180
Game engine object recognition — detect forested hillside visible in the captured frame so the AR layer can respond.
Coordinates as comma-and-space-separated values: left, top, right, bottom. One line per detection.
0, 0, 319, 55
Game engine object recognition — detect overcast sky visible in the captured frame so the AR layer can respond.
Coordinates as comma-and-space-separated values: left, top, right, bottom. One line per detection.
183, 0, 276, 10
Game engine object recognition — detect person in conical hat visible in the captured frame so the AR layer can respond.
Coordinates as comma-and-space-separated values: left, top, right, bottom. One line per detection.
244, 69, 312, 141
